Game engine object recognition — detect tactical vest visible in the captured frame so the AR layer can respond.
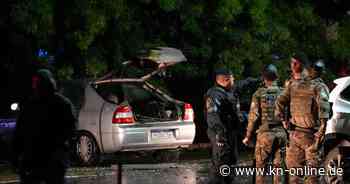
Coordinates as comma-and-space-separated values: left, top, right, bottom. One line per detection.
290, 79, 319, 128
260, 86, 281, 125
205, 86, 239, 131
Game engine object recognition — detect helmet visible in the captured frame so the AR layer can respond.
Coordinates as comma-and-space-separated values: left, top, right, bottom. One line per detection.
34, 69, 57, 92
262, 64, 278, 81
304, 60, 326, 79
312, 59, 325, 74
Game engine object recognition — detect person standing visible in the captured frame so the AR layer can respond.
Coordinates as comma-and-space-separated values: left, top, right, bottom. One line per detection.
204, 68, 259, 184
242, 64, 287, 184
204, 68, 236, 184
275, 61, 330, 184
12, 69, 76, 184
282, 52, 308, 130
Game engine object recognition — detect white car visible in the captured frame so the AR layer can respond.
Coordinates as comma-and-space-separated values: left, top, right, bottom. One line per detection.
324, 76, 350, 183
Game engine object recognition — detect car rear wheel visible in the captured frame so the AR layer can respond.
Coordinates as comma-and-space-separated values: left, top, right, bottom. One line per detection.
324, 147, 344, 184
73, 131, 100, 166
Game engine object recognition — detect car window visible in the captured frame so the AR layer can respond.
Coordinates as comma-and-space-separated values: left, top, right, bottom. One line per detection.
340, 85, 350, 102
59, 80, 86, 109
123, 83, 158, 104
95, 83, 125, 104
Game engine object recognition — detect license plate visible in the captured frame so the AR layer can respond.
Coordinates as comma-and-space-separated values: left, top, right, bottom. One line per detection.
151, 129, 174, 139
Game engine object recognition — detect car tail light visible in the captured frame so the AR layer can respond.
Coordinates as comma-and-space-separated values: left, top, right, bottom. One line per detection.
112, 105, 135, 124
183, 103, 194, 122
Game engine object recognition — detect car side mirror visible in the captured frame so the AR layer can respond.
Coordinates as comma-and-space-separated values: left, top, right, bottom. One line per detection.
11, 103, 20, 111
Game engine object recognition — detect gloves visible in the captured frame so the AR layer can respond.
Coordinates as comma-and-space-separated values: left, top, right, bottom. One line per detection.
216, 134, 225, 147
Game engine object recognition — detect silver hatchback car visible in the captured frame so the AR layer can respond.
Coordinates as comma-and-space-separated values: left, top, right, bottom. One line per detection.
61, 48, 196, 165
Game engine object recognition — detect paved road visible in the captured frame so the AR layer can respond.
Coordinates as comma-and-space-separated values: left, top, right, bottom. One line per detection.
64, 159, 257, 184
66, 160, 210, 184
2, 160, 349, 184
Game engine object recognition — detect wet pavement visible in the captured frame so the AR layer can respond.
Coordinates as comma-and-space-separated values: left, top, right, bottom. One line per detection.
66, 160, 211, 184
0, 159, 254, 184
2, 160, 350, 184
3, 149, 348, 184
65, 159, 255, 184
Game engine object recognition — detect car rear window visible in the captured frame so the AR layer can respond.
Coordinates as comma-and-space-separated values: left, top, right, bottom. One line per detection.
95, 83, 125, 104
59, 80, 86, 110
122, 83, 161, 104
340, 85, 350, 101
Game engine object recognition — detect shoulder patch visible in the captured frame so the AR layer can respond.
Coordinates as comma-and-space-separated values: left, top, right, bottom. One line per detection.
206, 97, 218, 113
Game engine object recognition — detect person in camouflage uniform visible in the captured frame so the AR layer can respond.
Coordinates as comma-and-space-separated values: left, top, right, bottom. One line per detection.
205, 68, 259, 184
282, 53, 308, 130
275, 61, 330, 184
243, 64, 287, 184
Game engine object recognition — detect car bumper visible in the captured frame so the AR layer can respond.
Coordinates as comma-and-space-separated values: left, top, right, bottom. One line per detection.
103, 121, 196, 153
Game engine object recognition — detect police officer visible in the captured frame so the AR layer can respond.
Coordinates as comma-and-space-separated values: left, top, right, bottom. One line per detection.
275, 61, 330, 184
204, 68, 258, 184
243, 64, 287, 184
205, 68, 236, 184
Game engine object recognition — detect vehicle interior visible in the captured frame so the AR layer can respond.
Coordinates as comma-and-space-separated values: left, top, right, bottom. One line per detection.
123, 83, 179, 122
95, 82, 180, 123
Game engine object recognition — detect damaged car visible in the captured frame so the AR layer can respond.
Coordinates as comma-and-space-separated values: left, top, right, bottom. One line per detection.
60, 47, 196, 165
324, 76, 350, 183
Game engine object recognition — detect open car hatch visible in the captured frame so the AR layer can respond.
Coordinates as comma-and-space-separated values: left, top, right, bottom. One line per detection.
95, 47, 187, 84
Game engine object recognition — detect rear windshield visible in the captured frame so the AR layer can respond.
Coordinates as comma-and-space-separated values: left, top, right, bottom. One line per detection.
59, 80, 86, 110
123, 83, 164, 104
95, 83, 125, 104
340, 85, 350, 101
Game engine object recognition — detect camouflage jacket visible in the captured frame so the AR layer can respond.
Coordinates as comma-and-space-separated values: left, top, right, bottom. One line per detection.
246, 82, 282, 138
275, 77, 330, 129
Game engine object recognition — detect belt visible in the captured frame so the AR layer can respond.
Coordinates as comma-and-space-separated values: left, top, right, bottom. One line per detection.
268, 123, 283, 128
291, 125, 316, 134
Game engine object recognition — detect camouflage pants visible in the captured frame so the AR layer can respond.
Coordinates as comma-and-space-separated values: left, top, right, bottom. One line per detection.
286, 130, 320, 184
255, 128, 287, 184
